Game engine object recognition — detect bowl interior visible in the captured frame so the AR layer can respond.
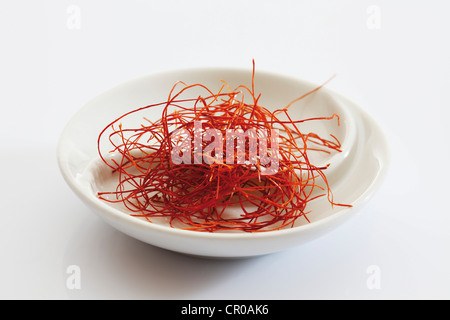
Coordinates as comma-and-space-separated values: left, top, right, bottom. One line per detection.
63, 68, 354, 227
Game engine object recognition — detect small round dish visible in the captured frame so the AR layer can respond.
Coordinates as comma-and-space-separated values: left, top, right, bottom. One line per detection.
57, 67, 389, 258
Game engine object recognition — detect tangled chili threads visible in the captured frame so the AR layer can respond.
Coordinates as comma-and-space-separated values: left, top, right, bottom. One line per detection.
97, 62, 351, 232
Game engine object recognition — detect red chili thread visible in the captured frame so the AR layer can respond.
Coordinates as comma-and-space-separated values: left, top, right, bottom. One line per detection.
97, 62, 351, 232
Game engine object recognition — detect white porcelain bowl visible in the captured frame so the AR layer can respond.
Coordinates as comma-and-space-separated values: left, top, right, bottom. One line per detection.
57, 67, 389, 258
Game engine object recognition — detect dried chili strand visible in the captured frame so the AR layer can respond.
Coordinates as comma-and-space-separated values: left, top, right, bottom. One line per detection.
97, 63, 351, 232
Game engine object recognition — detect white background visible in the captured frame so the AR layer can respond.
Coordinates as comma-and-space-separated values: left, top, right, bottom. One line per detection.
1, 0, 449, 299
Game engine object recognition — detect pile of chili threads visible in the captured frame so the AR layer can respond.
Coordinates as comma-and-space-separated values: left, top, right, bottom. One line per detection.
97, 63, 350, 232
